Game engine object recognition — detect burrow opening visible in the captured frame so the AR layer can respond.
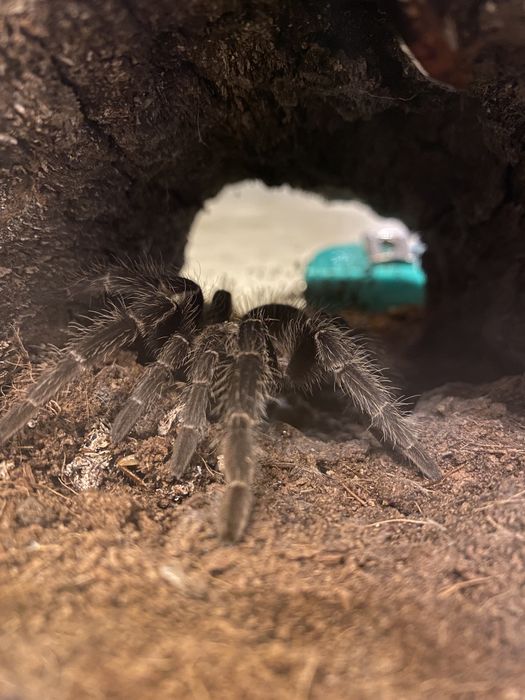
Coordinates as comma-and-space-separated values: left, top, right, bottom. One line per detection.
184, 180, 432, 401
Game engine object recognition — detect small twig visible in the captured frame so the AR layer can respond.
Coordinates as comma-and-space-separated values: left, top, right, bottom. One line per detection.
11, 324, 32, 368
327, 473, 369, 507
465, 443, 525, 455
115, 461, 147, 487
479, 588, 512, 611
46, 399, 62, 417
364, 517, 446, 530
57, 475, 79, 495
438, 575, 496, 599
474, 489, 525, 512
438, 463, 468, 481
486, 514, 525, 542
22, 462, 36, 485
198, 453, 218, 478
42, 484, 71, 501
295, 654, 320, 700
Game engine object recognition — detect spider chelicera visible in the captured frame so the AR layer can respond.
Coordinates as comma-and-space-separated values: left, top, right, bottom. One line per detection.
0, 258, 440, 541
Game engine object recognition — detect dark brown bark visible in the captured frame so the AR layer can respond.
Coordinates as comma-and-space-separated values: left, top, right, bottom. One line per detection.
1, 0, 524, 385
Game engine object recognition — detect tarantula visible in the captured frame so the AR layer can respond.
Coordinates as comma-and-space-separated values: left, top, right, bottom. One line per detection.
0, 259, 440, 541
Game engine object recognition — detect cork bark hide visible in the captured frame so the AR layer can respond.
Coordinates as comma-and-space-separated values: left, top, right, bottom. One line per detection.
1, 0, 524, 385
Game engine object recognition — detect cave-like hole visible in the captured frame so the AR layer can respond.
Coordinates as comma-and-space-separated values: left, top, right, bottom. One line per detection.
185, 180, 420, 303
185, 180, 428, 426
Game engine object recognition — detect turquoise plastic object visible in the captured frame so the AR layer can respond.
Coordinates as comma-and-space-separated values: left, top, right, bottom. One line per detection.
305, 243, 426, 311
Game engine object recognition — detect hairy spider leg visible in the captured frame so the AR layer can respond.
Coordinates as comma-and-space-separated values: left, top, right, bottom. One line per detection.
66, 256, 183, 302
249, 304, 441, 481
111, 280, 208, 443
169, 324, 233, 478
218, 316, 276, 542
0, 306, 139, 444
111, 327, 193, 444
0, 283, 191, 445
311, 319, 441, 480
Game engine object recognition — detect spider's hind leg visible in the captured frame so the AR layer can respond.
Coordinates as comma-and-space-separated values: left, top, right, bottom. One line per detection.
0, 305, 140, 444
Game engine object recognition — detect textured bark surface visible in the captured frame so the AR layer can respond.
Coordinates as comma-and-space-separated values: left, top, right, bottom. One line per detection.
0, 0, 524, 381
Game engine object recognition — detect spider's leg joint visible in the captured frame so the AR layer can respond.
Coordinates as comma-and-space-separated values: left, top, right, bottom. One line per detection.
370, 401, 389, 420
127, 308, 146, 334
173, 335, 191, 348
156, 359, 172, 371
102, 271, 112, 293
226, 411, 255, 428
313, 328, 332, 344
68, 349, 86, 365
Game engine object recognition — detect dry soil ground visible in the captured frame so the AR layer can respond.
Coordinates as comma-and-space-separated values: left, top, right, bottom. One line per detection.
0, 334, 524, 699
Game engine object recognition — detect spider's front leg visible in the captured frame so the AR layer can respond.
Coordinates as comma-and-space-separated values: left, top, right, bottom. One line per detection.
218, 316, 276, 542
250, 304, 440, 481
166, 289, 234, 474
310, 317, 441, 480
111, 327, 192, 444
110, 297, 203, 444
169, 323, 233, 478
66, 256, 182, 302
110, 276, 206, 443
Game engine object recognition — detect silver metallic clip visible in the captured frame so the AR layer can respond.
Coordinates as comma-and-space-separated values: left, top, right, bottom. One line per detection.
364, 221, 422, 265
